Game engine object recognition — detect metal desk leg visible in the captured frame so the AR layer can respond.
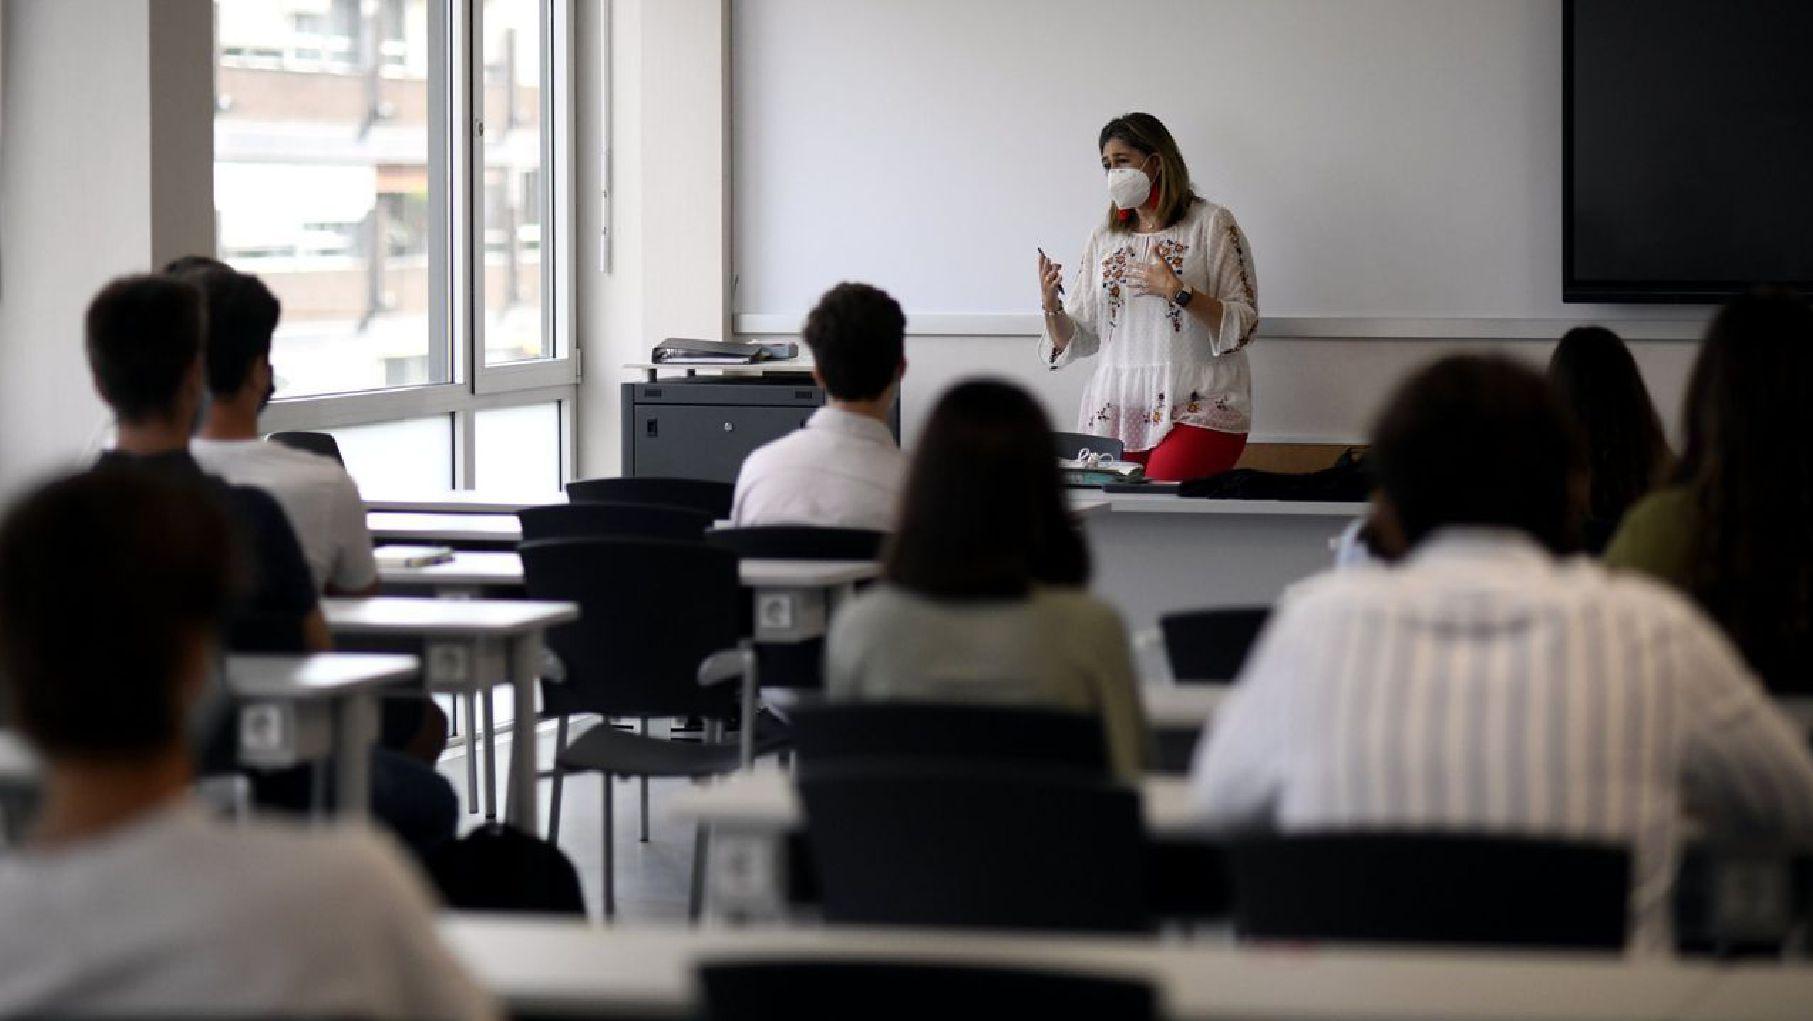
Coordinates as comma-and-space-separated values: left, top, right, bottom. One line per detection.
333, 691, 378, 818
502, 631, 543, 831
481, 688, 498, 821
739, 638, 759, 768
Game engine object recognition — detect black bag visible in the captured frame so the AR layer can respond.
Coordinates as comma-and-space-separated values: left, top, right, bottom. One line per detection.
427, 822, 587, 917
1178, 447, 1372, 501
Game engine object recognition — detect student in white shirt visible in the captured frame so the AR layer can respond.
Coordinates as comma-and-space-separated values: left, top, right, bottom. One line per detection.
0, 469, 494, 1019
170, 257, 380, 596
731, 282, 908, 531
1192, 355, 1813, 952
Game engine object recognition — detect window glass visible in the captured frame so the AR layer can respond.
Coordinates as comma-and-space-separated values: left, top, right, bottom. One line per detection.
480, 0, 550, 365
216, 0, 446, 398
326, 415, 454, 492
473, 402, 562, 492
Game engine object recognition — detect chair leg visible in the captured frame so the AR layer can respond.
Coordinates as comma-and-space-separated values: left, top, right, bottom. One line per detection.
548, 715, 569, 844
688, 822, 709, 923
639, 717, 650, 843
480, 689, 498, 821
463, 692, 480, 814
601, 772, 615, 921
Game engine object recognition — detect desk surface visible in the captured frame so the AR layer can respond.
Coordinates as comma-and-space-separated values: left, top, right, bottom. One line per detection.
1146, 683, 1228, 731
322, 596, 578, 636
668, 766, 1199, 836
1102, 494, 1368, 517
226, 653, 421, 700
365, 491, 560, 514
378, 550, 878, 591
440, 916, 1799, 1021
0, 731, 37, 786
368, 511, 522, 544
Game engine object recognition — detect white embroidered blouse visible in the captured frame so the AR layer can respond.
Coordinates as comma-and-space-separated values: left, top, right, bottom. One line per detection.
1037, 199, 1259, 452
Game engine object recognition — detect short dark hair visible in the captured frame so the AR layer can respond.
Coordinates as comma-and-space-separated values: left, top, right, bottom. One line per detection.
0, 468, 236, 758
172, 265, 281, 397
802, 282, 905, 401
162, 254, 230, 277
84, 273, 206, 423
885, 379, 1089, 597
1371, 355, 1584, 554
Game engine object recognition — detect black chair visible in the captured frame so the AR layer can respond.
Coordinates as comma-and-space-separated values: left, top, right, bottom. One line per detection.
517, 501, 710, 543
267, 430, 345, 466
566, 476, 734, 520
705, 525, 886, 561
790, 702, 1109, 775
1228, 831, 1630, 949
1159, 606, 1270, 681
799, 763, 1151, 933
1054, 431, 1125, 460
699, 960, 1156, 1021
519, 537, 750, 919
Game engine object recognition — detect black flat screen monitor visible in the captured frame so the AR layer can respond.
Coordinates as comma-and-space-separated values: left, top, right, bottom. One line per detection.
1565, 0, 1813, 303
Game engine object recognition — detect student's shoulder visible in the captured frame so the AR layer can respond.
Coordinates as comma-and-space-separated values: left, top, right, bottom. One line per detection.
258, 442, 363, 490
1034, 586, 1128, 635
236, 817, 438, 916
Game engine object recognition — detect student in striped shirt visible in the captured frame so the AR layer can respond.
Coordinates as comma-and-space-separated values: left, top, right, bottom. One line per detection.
1192, 354, 1813, 952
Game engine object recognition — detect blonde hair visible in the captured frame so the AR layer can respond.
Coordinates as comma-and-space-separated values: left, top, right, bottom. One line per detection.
1099, 112, 1198, 233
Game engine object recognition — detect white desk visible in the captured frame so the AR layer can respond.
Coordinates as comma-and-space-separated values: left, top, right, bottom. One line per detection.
0, 732, 37, 789
365, 491, 559, 514
227, 653, 420, 818
367, 512, 522, 545
442, 916, 1796, 1021
322, 597, 578, 829
377, 550, 877, 600
1146, 682, 1229, 732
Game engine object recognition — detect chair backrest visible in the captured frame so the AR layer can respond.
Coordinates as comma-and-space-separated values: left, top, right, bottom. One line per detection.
267, 430, 345, 466
519, 537, 741, 719
705, 525, 886, 561
1229, 831, 1630, 949
1159, 606, 1270, 681
799, 763, 1150, 933
566, 476, 734, 519
1054, 431, 1125, 460
699, 960, 1155, 1021
791, 702, 1109, 775
517, 501, 710, 543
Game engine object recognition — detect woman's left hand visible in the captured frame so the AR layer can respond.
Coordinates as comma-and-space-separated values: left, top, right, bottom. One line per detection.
1127, 251, 1181, 301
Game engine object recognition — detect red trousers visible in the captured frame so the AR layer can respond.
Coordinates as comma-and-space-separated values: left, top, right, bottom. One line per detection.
1124, 424, 1248, 482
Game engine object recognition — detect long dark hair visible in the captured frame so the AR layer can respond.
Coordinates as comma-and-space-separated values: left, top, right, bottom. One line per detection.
885, 380, 1090, 598
1098, 112, 1200, 233
1547, 326, 1672, 543
1677, 289, 1813, 688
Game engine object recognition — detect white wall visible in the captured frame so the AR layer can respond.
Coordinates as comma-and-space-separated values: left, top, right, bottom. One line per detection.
0, 0, 213, 498
727, 0, 1706, 447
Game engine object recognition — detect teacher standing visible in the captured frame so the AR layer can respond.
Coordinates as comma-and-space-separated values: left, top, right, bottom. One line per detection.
1037, 112, 1259, 481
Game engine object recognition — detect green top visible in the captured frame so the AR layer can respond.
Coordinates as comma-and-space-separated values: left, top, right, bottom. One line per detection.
1603, 486, 1697, 590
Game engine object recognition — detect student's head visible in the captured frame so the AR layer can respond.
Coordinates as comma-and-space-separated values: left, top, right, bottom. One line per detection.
884, 379, 1089, 598
1675, 288, 1813, 681
1098, 112, 1196, 231
1369, 355, 1584, 556
802, 282, 906, 403
169, 262, 282, 405
0, 468, 236, 761
1547, 326, 1670, 529
84, 273, 207, 428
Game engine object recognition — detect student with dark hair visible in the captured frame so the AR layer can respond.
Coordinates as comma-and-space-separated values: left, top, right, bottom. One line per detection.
824, 379, 1147, 778
730, 281, 907, 529
174, 260, 380, 596
1193, 354, 1813, 952
1607, 289, 1813, 694
0, 470, 494, 1018
1548, 326, 1672, 553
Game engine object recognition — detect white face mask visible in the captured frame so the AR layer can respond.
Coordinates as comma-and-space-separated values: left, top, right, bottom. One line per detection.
1107, 162, 1155, 211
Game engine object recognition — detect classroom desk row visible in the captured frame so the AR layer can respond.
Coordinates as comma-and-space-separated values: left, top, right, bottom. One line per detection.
442, 915, 1813, 1021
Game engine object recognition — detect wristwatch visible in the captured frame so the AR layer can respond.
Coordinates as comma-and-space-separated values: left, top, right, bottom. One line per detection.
1172, 285, 1195, 308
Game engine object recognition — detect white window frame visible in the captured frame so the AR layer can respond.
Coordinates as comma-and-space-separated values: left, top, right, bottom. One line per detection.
255, 0, 579, 489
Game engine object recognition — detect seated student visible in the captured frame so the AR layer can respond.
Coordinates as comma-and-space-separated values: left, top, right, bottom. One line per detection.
172, 258, 380, 596
1607, 290, 1813, 695
824, 379, 1148, 779
1548, 326, 1672, 554
1191, 355, 1813, 952
0, 469, 495, 1019
83, 274, 456, 854
731, 282, 908, 530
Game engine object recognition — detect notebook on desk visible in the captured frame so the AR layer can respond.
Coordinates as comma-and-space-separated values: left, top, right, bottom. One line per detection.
375, 545, 456, 569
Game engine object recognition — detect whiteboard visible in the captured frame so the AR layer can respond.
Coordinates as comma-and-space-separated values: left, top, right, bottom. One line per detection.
732, 0, 1662, 324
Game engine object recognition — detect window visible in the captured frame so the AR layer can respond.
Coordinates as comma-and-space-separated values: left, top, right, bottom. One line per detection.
328, 416, 455, 492
221, 0, 576, 490
473, 401, 563, 491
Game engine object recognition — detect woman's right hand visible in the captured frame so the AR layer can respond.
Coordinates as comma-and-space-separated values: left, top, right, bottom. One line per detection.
1038, 251, 1065, 316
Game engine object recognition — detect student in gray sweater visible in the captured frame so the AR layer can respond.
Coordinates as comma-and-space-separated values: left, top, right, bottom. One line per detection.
825, 379, 1149, 778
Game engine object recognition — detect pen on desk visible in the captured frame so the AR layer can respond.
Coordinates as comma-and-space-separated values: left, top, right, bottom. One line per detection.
1037, 248, 1065, 296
